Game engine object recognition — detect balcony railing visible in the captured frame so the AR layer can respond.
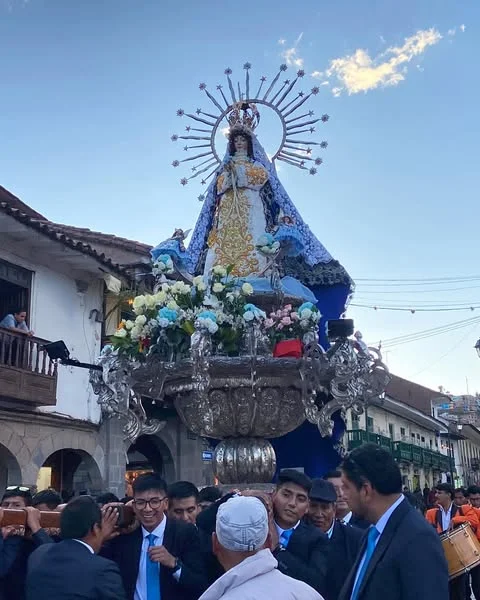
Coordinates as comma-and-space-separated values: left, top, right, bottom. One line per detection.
346, 429, 450, 471
0, 328, 57, 406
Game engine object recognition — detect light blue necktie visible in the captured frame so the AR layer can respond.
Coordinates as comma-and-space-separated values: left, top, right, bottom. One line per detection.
280, 528, 294, 548
351, 526, 380, 600
146, 533, 160, 600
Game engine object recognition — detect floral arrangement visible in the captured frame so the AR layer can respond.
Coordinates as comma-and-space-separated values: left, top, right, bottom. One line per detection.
152, 254, 174, 277
111, 263, 321, 361
263, 302, 321, 343
256, 233, 280, 256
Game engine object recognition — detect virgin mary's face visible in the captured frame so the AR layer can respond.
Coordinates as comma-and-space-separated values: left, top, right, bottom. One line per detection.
233, 135, 248, 153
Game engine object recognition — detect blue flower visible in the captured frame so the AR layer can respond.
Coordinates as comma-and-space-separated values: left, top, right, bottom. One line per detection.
157, 254, 172, 265
298, 302, 315, 313
257, 233, 274, 247
158, 307, 178, 322
197, 310, 217, 323
243, 304, 266, 320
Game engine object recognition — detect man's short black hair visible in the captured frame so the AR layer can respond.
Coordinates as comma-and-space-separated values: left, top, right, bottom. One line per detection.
198, 486, 222, 504
132, 472, 167, 496
341, 443, 402, 495
167, 481, 199, 501
2, 486, 33, 506
436, 483, 454, 499
96, 492, 119, 506
60, 496, 102, 539
454, 487, 466, 496
32, 489, 62, 510
467, 485, 480, 496
277, 469, 312, 493
323, 470, 342, 480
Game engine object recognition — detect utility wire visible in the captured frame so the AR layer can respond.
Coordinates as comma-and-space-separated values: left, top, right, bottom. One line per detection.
351, 303, 480, 313
377, 316, 480, 348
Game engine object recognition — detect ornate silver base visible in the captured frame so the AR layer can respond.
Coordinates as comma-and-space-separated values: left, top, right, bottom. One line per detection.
213, 437, 277, 484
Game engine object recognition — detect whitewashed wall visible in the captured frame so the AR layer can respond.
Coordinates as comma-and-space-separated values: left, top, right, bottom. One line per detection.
0, 242, 104, 423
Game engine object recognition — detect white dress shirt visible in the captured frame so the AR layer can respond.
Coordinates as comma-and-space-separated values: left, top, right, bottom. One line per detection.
326, 521, 335, 539
342, 511, 353, 524
351, 495, 405, 598
72, 539, 94, 554
275, 519, 300, 544
439, 503, 453, 532
135, 517, 182, 600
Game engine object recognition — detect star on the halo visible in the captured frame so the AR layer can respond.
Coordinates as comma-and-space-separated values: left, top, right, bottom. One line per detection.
309, 127, 315, 133
298, 91, 305, 97
309, 168, 317, 175
192, 166, 196, 172
186, 126, 191, 132
199, 83, 206, 90
320, 141, 328, 149
284, 80, 290, 85
196, 108, 202, 115
177, 109, 184, 117
306, 148, 312, 154
321, 114, 329, 122
183, 146, 189, 151
260, 76, 267, 82
172, 160, 180, 167
201, 179, 207, 185
243, 62, 252, 70
300, 160, 305, 167
217, 85, 223, 90
312, 87, 320, 95
297, 70, 305, 78
280, 64, 288, 71
308, 111, 314, 117
314, 158, 323, 166
198, 194, 205, 202
180, 178, 188, 186
171, 135, 178, 141
225, 68, 232, 75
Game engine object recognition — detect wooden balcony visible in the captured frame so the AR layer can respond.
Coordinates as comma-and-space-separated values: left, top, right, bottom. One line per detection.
0, 328, 57, 406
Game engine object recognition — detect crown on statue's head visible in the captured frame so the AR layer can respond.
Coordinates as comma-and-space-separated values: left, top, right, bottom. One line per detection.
227, 102, 260, 135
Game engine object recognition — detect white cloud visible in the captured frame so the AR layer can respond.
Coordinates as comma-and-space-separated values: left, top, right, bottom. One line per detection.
448, 28, 456, 36
278, 38, 286, 45
460, 24, 466, 32
281, 32, 305, 68
324, 28, 442, 96
220, 127, 230, 138
311, 70, 323, 78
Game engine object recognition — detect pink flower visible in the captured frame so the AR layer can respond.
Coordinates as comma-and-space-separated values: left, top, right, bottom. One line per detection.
284, 304, 292, 312
291, 312, 299, 321
281, 316, 292, 326
276, 310, 283, 318
270, 312, 276, 318
264, 318, 275, 329
277, 323, 284, 330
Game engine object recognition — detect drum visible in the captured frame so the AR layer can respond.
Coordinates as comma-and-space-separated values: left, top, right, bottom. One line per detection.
440, 523, 480, 579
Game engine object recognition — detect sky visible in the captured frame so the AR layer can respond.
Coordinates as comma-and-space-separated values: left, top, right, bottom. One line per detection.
1, 0, 479, 396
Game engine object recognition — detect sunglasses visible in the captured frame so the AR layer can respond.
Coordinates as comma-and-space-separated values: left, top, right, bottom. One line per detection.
5, 486, 31, 493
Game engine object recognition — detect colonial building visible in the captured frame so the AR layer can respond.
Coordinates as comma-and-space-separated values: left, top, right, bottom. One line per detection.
345, 375, 452, 490
0, 186, 210, 497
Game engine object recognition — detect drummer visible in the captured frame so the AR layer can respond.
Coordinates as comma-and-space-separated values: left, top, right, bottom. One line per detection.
426, 482, 479, 600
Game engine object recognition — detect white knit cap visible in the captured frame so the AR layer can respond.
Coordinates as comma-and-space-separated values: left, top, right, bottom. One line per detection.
216, 496, 269, 552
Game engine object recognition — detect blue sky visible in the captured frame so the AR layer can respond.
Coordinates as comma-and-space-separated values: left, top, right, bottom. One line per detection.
1, 0, 479, 395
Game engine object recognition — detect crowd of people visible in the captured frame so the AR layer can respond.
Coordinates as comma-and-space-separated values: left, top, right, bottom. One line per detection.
1, 443, 473, 600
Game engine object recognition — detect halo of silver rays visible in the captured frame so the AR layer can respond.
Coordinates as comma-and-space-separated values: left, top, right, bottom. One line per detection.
170, 63, 329, 198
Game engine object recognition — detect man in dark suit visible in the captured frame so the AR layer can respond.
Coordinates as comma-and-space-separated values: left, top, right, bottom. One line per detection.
26, 496, 125, 600
102, 473, 208, 600
270, 469, 329, 595
339, 443, 449, 600
308, 479, 363, 600
324, 470, 370, 530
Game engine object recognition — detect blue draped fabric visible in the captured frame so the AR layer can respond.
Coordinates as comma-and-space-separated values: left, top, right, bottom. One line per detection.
151, 238, 187, 268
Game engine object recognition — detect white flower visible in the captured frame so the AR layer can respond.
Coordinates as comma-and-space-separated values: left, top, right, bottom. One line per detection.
157, 318, 170, 328
154, 291, 167, 305
145, 295, 157, 309
213, 282, 225, 293
114, 328, 127, 338
130, 326, 142, 340
243, 311, 255, 322
213, 265, 227, 277
300, 319, 310, 329
299, 308, 312, 320
241, 283, 254, 296
124, 320, 134, 330
193, 275, 204, 287
135, 314, 147, 326
197, 282, 207, 292
132, 295, 146, 313
167, 300, 179, 310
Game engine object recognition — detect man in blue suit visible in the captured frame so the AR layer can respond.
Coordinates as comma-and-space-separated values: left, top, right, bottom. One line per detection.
338, 443, 449, 600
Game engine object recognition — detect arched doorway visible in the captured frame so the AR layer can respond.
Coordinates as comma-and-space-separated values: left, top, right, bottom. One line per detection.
0, 443, 22, 491
39, 449, 103, 500
126, 434, 176, 489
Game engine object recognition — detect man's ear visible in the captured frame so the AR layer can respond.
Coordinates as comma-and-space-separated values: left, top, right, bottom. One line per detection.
212, 532, 220, 556
264, 532, 273, 550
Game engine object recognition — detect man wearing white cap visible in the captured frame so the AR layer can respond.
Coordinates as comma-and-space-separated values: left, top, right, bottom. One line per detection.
199, 495, 323, 600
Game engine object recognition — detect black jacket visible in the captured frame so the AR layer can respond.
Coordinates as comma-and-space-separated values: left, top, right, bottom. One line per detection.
325, 521, 364, 600
349, 514, 371, 530
339, 499, 449, 600
273, 521, 329, 594
0, 530, 52, 600
102, 518, 208, 600
26, 539, 126, 600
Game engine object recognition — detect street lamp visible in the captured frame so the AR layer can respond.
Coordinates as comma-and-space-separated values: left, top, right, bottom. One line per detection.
475, 338, 480, 359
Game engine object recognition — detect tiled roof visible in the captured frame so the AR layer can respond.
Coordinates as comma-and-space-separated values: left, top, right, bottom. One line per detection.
0, 185, 47, 219
45, 222, 152, 255
386, 374, 449, 416
0, 201, 132, 280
